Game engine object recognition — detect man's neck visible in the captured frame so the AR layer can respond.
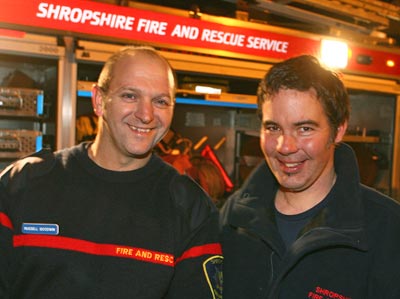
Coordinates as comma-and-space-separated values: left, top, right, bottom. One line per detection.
88, 141, 151, 171
275, 173, 337, 215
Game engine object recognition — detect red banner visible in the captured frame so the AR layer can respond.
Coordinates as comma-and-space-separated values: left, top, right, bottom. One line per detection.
0, 0, 320, 60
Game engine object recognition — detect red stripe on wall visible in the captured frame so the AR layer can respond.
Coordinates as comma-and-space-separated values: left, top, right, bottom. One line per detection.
175, 243, 222, 264
13, 234, 175, 266
0, 212, 13, 230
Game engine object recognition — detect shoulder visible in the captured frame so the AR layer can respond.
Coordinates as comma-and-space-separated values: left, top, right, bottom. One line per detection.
169, 174, 217, 230
0, 149, 57, 194
1, 149, 56, 180
0, 145, 83, 192
362, 185, 400, 214
360, 187, 400, 275
361, 185, 400, 228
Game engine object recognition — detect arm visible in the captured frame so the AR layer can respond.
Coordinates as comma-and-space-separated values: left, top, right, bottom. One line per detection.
0, 152, 54, 298
0, 179, 13, 298
165, 175, 223, 299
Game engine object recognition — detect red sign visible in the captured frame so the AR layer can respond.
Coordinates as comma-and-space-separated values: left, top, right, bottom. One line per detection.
347, 45, 400, 80
0, 0, 320, 60
0, 0, 399, 79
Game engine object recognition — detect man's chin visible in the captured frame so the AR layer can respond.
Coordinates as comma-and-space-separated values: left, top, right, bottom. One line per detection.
129, 151, 152, 159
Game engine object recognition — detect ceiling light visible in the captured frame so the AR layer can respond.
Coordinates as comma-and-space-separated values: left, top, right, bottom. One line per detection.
320, 39, 349, 69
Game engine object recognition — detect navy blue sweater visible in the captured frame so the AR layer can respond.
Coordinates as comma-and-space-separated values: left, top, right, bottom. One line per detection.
0, 143, 222, 298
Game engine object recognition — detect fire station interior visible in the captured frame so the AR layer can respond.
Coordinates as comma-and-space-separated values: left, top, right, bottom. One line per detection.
0, 0, 400, 205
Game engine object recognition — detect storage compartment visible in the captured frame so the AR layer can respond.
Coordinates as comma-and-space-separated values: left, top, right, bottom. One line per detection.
345, 90, 396, 196
0, 129, 42, 159
0, 87, 44, 117
0, 44, 60, 169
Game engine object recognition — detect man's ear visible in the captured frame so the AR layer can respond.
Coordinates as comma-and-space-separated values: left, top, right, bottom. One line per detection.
335, 121, 348, 143
91, 85, 104, 117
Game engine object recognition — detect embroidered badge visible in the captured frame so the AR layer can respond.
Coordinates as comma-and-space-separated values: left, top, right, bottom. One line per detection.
22, 223, 59, 235
203, 255, 223, 299
308, 285, 352, 299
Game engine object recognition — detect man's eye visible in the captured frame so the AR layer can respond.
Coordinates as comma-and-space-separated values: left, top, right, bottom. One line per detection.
264, 125, 280, 133
153, 98, 173, 109
298, 126, 314, 135
120, 93, 136, 101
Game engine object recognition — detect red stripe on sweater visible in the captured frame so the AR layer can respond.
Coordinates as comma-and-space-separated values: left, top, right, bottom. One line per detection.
14, 234, 175, 266
175, 243, 222, 264
0, 212, 13, 230
14, 235, 222, 266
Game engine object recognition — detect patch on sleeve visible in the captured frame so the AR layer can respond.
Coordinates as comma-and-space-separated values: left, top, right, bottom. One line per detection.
203, 255, 223, 299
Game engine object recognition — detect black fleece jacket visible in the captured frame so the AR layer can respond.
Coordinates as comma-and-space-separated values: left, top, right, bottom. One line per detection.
220, 142, 400, 299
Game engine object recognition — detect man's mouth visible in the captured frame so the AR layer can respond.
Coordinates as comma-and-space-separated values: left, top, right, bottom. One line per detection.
129, 125, 152, 133
283, 162, 302, 168
279, 160, 304, 173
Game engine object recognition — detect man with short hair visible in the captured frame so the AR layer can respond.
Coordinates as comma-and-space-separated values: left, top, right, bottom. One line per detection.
220, 55, 400, 299
0, 46, 222, 299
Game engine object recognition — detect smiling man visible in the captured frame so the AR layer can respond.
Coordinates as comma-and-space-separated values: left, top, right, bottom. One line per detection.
220, 55, 400, 299
0, 46, 222, 299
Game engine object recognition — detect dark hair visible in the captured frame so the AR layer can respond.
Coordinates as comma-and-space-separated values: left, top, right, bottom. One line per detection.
257, 55, 350, 138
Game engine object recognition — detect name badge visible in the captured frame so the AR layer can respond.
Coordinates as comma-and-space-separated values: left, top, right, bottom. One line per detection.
22, 223, 59, 235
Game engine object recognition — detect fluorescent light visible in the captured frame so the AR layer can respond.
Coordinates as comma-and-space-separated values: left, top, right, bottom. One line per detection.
195, 85, 222, 94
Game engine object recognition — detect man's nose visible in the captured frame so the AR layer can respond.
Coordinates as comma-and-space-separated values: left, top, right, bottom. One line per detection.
134, 99, 154, 124
276, 134, 298, 154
